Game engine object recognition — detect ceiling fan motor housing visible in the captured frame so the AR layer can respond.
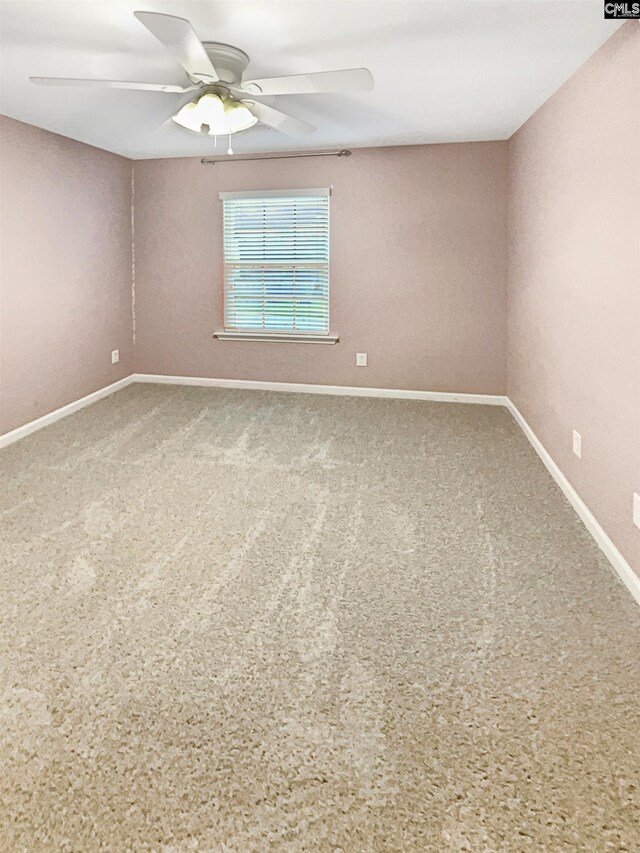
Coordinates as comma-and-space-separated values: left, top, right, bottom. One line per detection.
199, 43, 250, 86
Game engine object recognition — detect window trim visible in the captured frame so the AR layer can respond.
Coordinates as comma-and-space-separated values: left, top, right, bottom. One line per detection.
218, 188, 331, 200
212, 331, 339, 344
216, 188, 334, 342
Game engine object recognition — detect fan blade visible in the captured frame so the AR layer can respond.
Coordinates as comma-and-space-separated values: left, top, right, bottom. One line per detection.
134, 11, 218, 83
239, 67, 373, 96
29, 77, 200, 93
246, 101, 316, 137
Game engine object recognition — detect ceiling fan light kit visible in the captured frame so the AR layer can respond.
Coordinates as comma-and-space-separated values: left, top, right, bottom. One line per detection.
172, 93, 257, 136
29, 10, 374, 148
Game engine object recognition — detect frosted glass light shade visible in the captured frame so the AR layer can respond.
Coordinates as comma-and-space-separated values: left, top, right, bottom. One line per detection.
219, 100, 258, 133
172, 100, 204, 133
196, 93, 225, 127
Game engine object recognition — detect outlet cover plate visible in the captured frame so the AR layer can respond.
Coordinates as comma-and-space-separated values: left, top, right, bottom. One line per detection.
356, 352, 367, 367
111, 349, 119, 364
572, 430, 581, 458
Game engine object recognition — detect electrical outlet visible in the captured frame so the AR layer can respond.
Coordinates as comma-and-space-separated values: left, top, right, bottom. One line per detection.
356, 352, 367, 367
572, 430, 581, 459
111, 349, 119, 364
633, 493, 640, 531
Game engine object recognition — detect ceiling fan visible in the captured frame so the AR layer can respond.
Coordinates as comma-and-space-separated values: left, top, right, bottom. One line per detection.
30, 11, 374, 146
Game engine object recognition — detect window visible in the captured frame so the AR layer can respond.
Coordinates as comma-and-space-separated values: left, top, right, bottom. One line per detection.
216, 188, 336, 343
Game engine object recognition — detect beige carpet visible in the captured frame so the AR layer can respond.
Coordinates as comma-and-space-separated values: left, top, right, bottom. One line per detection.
1, 384, 639, 852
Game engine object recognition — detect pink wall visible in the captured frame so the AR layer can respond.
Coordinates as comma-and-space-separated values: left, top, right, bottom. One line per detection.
0, 115, 133, 435
133, 142, 508, 394
507, 23, 640, 578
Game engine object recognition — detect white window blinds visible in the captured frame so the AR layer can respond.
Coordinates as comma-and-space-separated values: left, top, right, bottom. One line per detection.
220, 188, 330, 336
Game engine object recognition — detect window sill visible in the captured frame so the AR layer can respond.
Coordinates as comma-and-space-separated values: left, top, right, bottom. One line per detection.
213, 331, 339, 345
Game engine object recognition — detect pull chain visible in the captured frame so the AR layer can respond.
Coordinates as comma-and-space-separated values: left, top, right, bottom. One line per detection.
227, 133, 233, 156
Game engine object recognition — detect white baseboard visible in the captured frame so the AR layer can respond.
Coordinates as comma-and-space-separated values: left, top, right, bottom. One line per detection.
0, 376, 133, 450
506, 400, 640, 607
130, 373, 508, 406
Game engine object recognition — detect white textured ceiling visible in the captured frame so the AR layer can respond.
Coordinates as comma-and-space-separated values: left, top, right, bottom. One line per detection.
0, 0, 623, 159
